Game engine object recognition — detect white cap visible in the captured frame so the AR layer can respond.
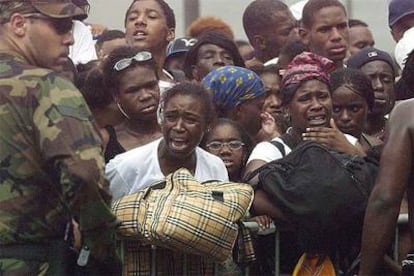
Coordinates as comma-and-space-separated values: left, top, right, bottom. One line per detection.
395, 26, 414, 70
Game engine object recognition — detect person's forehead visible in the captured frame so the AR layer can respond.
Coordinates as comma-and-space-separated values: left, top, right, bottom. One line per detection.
209, 124, 241, 139
297, 79, 330, 92
272, 9, 294, 21
128, 0, 164, 15
349, 26, 373, 37
198, 43, 228, 52
332, 85, 365, 100
310, 6, 347, 27
166, 93, 202, 109
120, 65, 157, 81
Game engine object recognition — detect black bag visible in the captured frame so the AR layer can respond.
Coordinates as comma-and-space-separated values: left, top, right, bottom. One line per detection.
250, 141, 378, 255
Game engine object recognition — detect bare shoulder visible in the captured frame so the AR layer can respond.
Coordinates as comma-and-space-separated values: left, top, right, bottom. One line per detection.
390, 99, 414, 132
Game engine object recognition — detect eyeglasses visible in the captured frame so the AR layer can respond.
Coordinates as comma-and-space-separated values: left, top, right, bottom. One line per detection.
206, 140, 245, 151
24, 13, 73, 35
113, 51, 153, 71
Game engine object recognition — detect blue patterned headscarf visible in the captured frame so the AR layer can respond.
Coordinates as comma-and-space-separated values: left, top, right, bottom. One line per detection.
202, 66, 266, 112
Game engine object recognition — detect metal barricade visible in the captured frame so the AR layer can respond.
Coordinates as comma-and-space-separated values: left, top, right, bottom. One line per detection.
242, 221, 280, 276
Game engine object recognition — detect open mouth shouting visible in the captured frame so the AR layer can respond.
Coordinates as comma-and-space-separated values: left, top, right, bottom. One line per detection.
133, 29, 148, 40
308, 114, 329, 127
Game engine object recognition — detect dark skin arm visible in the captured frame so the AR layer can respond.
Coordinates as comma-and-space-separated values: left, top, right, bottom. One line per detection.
359, 100, 414, 275
302, 119, 366, 156
252, 189, 292, 229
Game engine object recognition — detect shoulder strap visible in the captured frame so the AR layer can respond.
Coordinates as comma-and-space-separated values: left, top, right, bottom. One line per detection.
280, 133, 300, 150
270, 140, 286, 157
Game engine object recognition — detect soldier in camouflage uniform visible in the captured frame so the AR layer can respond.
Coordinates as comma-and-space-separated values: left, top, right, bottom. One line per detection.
0, 0, 120, 275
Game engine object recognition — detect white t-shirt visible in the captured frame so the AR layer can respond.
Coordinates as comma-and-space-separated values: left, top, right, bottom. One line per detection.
247, 134, 358, 163
106, 138, 229, 200
247, 137, 291, 164
69, 21, 97, 65
395, 26, 414, 70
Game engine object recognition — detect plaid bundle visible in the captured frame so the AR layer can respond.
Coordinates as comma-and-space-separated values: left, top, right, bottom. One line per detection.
111, 168, 254, 262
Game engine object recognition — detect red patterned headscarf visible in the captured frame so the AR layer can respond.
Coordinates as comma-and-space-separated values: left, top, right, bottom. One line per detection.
281, 52, 336, 90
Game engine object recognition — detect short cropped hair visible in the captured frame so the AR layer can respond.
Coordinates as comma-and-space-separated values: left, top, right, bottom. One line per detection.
76, 61, 112, 110
162, 82, 216, 126
348, 18, 369, 28
302, 0, 347, 29
95, 29, 125, 50
243, 0, 290, 43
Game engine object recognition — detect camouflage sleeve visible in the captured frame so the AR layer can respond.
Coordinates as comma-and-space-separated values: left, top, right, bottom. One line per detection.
32, 73, 117, 241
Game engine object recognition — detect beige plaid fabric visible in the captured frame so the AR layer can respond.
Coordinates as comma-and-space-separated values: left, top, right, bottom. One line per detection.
112, 168, 254, 262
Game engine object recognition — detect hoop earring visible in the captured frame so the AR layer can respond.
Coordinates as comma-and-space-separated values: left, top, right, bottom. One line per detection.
117, 102, 130, 120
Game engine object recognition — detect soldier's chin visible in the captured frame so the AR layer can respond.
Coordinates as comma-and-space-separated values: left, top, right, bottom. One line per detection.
52, 59, 68, 73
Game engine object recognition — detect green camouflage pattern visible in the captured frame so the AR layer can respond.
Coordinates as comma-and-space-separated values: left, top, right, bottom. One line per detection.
0, 51, 117, 265
0, 0, 85, 23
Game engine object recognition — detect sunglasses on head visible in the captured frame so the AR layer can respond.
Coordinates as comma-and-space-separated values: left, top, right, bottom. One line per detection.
24, 13, 73, 35
113, 51, 153, 72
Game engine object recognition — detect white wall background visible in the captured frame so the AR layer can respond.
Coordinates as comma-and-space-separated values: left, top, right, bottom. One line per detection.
88, 0, 395, 55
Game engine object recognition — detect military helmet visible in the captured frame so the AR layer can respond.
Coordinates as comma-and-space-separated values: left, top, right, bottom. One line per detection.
0, 0, 86, 21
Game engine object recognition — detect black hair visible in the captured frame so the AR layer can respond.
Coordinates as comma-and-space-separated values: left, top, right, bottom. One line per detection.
302, 0, 347, 29
101, 45, 158, 97
95, 29, 125, 50
201, 118, 254, 161
76, 60, 112, 110
330, 68, 375, 110
124, 0, 175, 29
242, 0, 290, 44
162, 82, 216, 126
348, 18, 369, 28
183, 30, 245, 80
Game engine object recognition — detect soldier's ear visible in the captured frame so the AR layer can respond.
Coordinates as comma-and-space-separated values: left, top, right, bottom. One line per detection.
9, 13, 27, 37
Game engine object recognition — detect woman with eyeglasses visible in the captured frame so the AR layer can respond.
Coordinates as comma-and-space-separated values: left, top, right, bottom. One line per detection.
201, 119, 275, 274
202, 118, 252, 182
101, 45, 162, 162
106, 82, 228, 275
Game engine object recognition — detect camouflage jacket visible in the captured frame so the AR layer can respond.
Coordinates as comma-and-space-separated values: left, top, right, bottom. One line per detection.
0, 51, 117, 246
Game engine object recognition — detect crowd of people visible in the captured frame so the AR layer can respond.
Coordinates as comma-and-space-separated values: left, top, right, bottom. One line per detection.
1, 0, 414, 275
